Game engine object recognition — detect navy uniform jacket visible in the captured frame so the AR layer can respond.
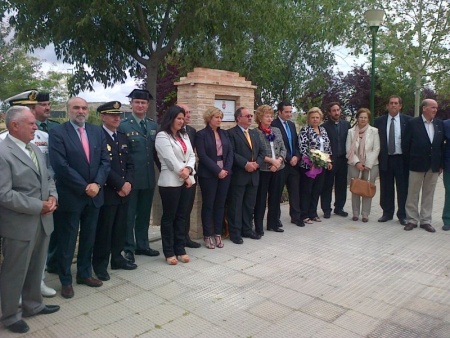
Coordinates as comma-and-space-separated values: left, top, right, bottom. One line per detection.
118, 115, 157, 190
103, 129, 134, 205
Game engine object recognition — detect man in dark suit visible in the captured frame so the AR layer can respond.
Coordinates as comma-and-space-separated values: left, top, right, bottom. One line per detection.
320, 102, 350, 218
402, 99, 444, 233
92, 102, 137, 282
375, 95, 411, 225
227, 107, 264, 244
178, 103, 201, 248
0, 106, 60, 333
118, 89, 159, 263
271, 101, 304, 227
49, 97, 110, 298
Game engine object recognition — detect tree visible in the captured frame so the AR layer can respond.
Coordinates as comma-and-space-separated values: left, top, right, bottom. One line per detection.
0, 21, 69, 109
378, 0, 450, 116
3, 0, 380, 118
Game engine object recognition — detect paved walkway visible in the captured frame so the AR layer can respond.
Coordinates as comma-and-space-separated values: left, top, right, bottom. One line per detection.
2, 177, 450, 337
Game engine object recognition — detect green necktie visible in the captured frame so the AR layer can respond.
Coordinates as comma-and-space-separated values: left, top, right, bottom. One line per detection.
25, 143, 40, 174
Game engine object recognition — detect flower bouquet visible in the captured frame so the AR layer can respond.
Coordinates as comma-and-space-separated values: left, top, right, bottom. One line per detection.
302, 149, 331, 178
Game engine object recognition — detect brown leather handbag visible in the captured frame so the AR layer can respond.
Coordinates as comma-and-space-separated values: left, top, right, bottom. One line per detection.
350, 172, 376, 198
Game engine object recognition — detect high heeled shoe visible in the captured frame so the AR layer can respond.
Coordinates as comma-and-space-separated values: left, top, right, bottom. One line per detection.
177, 255, 190, 263
166, 256, 178, 265
214, 235, 224, 248
204, 236, 215, 249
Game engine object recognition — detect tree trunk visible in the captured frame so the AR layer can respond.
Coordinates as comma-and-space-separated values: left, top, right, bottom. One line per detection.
146, 61, 159, 120
414, 72, 422, 117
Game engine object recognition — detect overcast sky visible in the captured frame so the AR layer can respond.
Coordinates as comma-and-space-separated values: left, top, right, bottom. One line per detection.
33, 44, 364, 104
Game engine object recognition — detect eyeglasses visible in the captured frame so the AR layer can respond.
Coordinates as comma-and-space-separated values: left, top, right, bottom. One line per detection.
241, 114, 253, 118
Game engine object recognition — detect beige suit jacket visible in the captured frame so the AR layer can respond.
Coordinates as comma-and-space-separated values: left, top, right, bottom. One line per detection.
346, 125, 380, 169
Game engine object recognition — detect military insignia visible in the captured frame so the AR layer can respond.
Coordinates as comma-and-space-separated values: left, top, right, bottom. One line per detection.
121, 144, 128, 149
150, 130, 156, 135
29, 91, 37, 100
113, 102, 120, 109
107, 144, 112, 151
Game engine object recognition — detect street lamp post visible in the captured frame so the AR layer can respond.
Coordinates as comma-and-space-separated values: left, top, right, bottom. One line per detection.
364, 9, 385, 125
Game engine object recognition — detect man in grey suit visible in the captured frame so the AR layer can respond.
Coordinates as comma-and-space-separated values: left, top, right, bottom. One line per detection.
0, 106, 60, 333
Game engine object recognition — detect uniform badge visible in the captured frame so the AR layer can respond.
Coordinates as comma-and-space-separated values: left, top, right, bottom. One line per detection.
107, 144, 112, 152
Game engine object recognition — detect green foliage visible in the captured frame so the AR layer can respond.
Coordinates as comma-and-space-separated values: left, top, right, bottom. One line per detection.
3, 0, 380, 117
0, 21, 69, 110
377, 0, 450, 115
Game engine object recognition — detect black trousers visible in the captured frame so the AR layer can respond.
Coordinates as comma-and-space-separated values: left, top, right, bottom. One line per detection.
321, 155, 348, 213
198, 176, 231, 237
379, 155, 409, 219
279, 164, 301, 222
300, 168, 326, 220
254, 169, 284, 232
184, 182, 196, 241
159, 185, 192, 258
92, 202, 128, 274
227, 181, 258, 241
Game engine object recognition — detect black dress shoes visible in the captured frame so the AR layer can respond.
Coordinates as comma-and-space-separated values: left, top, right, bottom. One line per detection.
76, 276, 103, 287
294, 219, 305, 227
61, 285, 74, 299
256, 231, 264, 236
268, 227, 284, 232
135, 248, 160, 256
231, 238, 244, 244
404, 223, 417, 231
420, 224, 436, 233
399, 218, 408, 225
24, 305, 61, 317
334, 209, 348, 217
277, 220, 283, 228
124, 250, 135, 263
6, 320, 29, 333
323, 211, 331, 219
186, 240, 201, 248
242, 232, 261, 240
95, 271, 110, 281
378, 215, 393, 222
111, 258, 137, 270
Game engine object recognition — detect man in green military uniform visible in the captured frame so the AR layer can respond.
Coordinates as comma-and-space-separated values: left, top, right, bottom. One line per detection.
118, 89, 160, 263
33, 92, 60, 132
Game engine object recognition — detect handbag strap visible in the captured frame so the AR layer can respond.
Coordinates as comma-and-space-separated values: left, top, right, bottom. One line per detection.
358, 169, 371, 181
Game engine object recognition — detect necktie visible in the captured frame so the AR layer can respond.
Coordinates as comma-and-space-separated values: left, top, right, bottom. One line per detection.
140, 120, 147, 135
112, 132, 117, 141
41, 122, 48, 133
284, 121, 293, 155
244, 129, 252, 149
78, 127, 90, 162
388, 117, 395, 155
25, 143, 40, 173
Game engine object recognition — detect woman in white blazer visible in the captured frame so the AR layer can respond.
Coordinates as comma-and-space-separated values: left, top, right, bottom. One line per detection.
346, 108, 380, 222
155, 106, 196, 265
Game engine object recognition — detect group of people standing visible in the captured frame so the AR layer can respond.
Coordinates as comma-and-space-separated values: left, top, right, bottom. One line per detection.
0, 88, 447, 334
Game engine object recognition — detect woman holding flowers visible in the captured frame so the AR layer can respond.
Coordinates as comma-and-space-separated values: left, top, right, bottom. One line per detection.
299, 107, 332, 224
254, 105, 287, 235
346, 108, 380, 222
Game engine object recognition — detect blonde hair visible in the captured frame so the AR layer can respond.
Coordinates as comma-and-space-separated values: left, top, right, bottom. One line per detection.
203, 106, 223, 124
307, 107, 323, 120
255, 105, 274, 125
